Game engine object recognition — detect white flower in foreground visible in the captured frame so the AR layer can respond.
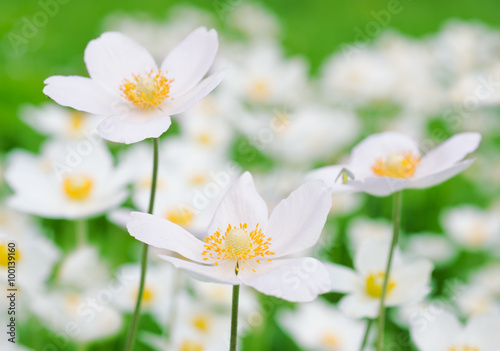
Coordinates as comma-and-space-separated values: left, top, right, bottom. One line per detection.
441, 205, 500, 250
325, 239, 433, 318
43, 27, 226, 144
410, 310, 500, 351
128, 172, 332, 302
20, 103, 103, 140
308, 132, 481, 196
279, 299, 366, 351
5, 140, 128, 219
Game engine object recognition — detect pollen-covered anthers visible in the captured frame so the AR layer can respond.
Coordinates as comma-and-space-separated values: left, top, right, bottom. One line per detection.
371, 151, 421, 179
201, 223, 274, 272
120, 69, 174, 109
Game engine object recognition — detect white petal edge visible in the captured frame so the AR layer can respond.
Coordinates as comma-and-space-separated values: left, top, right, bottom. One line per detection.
409, 159, 475, 189
159, 255, 239, 285
127, 212, 206, 263
267, 181, 332, 258
161, 27, 219, 96
238, 257, 330, 302
323, 262, 359, 294
207, 171, 268, 237
43, 76, 115, 115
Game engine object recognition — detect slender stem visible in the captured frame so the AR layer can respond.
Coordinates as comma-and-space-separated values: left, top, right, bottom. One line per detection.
124, 138, 160, 351
229, 284, 240, 351
376, 191, 402, 351
360, 319, 373, 351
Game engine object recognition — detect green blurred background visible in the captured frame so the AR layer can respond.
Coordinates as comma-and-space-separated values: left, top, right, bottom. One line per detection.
1, 1, 499, 350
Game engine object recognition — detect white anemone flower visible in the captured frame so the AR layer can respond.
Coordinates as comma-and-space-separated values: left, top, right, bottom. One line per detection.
325, 239, 433, 318
20, 103, 103, 140
279, 299, 366, 351
43, 27, 226, 144
128, 172, 332, 302
410, 310, 500, 351
308, 132, 481, 196
441, 205, 500, 250
5, 140, 128, 219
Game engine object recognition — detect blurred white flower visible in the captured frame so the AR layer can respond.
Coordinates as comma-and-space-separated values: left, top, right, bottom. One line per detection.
58, 245, 110, 290
330, 192, 364, 216
403, 233, 456, 266
410, 310, 500, 351
266, 105, 360, 165
441, 205, 500, 250
347, 217, 392, 252
326, 239, 433, 318
456, 284, 500, 317
5, 140, 128, 219
222, 42, 309, 107
279, 299, 366, 351
114, 263, 174, 325
308, 132, 481, 196
20, 103, 103, 140
128, 172, 332, 302
227, 2, 280, 40
44, 27, 226, 144
470, 264, 500, 297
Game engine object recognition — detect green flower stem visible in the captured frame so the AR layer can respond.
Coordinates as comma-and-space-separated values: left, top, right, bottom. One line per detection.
124, 137, 159, 351
229, 284, 240, 351
76, 219, 88, 246
376, 191, 402, 351
360, 319, 373, 351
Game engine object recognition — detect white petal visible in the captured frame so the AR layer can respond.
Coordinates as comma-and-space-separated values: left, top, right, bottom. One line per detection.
339, 293, 379, 318
97, 108, 171, 144
84, 31, 157, 89
306, 165, 357, 194
159, 255, 239, 285
348, 132, 420, 180
161, 27, 218, 96
127, 212, 206, 263
323, 262, 359, 293
463, 312, 500, 350
408, 159, 475, 189
43, 76, 115, 115
388, 260, 433, 305
415, 132, 481, 177
355, 239, 400, 275
349, 176, 410, 197
207, 172, 268, 237
410, 310, 460, 351
267, 181, 331, 257
238, 257, 330, 302
160, 68, 227, 116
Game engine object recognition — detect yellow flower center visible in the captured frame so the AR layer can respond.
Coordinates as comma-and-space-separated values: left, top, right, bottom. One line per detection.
69, 111, 85, 132
249, 79, 270, 102
133, 285, 155, 307
197, 132, 213, 146
120, 70, 173, 109
371, 152, 421, 179
191, 314, 210, 333
190, 174, 207, 186
0, 244, 21, 267
321, 333, 340, 349
365, 272, 396, 298
202, 223, 274, 272
63, 174, 94, 201
180, 340, 204, 351
449, 345, 480, 351
166, 207, 194, 228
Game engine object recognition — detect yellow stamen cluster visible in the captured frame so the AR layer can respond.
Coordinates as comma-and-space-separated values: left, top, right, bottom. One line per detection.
321, 333, 340, 349
63, 174, 93, 201
371, 152, 421, 179
166, 207, 194, 228
120, 69, 173, 109
69, 111, 85, 132
202, 223, 274, 272
448, 346, 479, 351
180, 340, 204, 351
191, 314, 210, 333
365, 272, 396, 298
